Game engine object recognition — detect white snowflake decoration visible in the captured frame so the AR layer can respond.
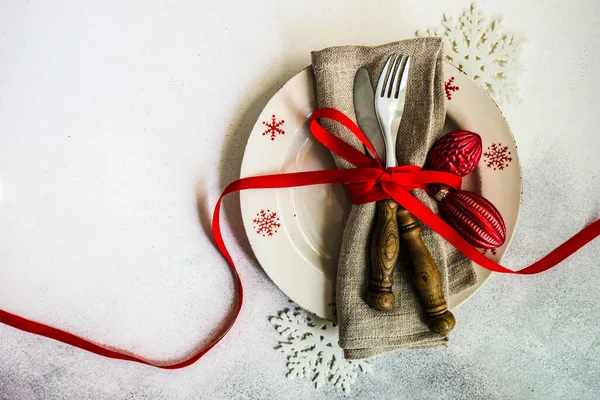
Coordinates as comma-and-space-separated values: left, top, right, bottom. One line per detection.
417, 3, 524, 104
270, 306, 372, 393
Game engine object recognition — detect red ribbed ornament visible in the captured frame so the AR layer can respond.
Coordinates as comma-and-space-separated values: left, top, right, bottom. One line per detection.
439, 190, 506, 249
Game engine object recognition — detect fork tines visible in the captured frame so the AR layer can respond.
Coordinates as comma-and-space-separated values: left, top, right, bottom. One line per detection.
378, 54, 410, 99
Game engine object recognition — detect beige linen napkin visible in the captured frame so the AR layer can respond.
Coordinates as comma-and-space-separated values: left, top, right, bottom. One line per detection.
311, 37, 478, 359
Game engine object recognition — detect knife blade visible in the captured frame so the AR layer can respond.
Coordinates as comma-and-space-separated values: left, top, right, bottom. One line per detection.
353, 68, 386, 163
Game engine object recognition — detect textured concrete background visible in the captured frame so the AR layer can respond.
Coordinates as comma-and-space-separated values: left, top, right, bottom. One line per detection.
0, 0, 599, 399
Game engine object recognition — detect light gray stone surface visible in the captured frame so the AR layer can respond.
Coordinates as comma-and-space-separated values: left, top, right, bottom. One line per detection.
0, 0, 599, 399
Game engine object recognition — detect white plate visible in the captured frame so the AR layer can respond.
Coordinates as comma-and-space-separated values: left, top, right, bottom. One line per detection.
240, 64, 521, 321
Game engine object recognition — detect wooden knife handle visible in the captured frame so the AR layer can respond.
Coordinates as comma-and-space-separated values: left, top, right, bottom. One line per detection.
397, 208, 456, 335
366, 199, 400, 311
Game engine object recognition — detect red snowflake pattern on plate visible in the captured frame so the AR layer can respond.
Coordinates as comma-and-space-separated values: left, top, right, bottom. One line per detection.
444, 77, 459, 100
481, 248, 497, 256
483, 143, 513, 170
262, 114, 285, 141
253, 209, 281, 237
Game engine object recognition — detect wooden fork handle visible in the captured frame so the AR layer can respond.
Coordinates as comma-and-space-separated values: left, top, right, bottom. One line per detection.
366, 199, 400, 311
397, 208, 456, 335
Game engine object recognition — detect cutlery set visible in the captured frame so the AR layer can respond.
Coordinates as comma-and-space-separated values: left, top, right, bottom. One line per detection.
354, 54, 455, 334
353, 53, 508, 334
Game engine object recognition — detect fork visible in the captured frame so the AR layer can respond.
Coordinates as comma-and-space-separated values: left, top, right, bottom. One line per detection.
366, 54, 409, 311
369, 54, 456, 335
375, 54, 410, 170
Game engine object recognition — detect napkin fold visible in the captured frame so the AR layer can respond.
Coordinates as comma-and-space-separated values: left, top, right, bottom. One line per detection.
311, 38, 478, 359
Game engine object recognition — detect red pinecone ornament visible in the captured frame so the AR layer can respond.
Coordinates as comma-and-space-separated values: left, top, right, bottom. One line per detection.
425, 130, 482, 196
426, 130, 482, 176
439, 190, 506, 249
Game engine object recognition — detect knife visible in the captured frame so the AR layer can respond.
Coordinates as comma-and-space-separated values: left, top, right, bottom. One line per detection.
353, 68, 400, 311
353, 67, 455, 334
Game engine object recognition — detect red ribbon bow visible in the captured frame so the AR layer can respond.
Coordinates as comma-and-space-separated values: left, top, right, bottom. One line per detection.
308, 108, 462, 204
0, 107, 598, 369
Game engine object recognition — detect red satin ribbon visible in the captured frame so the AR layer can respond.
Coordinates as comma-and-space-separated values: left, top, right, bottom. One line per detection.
0, 107, 598, 368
